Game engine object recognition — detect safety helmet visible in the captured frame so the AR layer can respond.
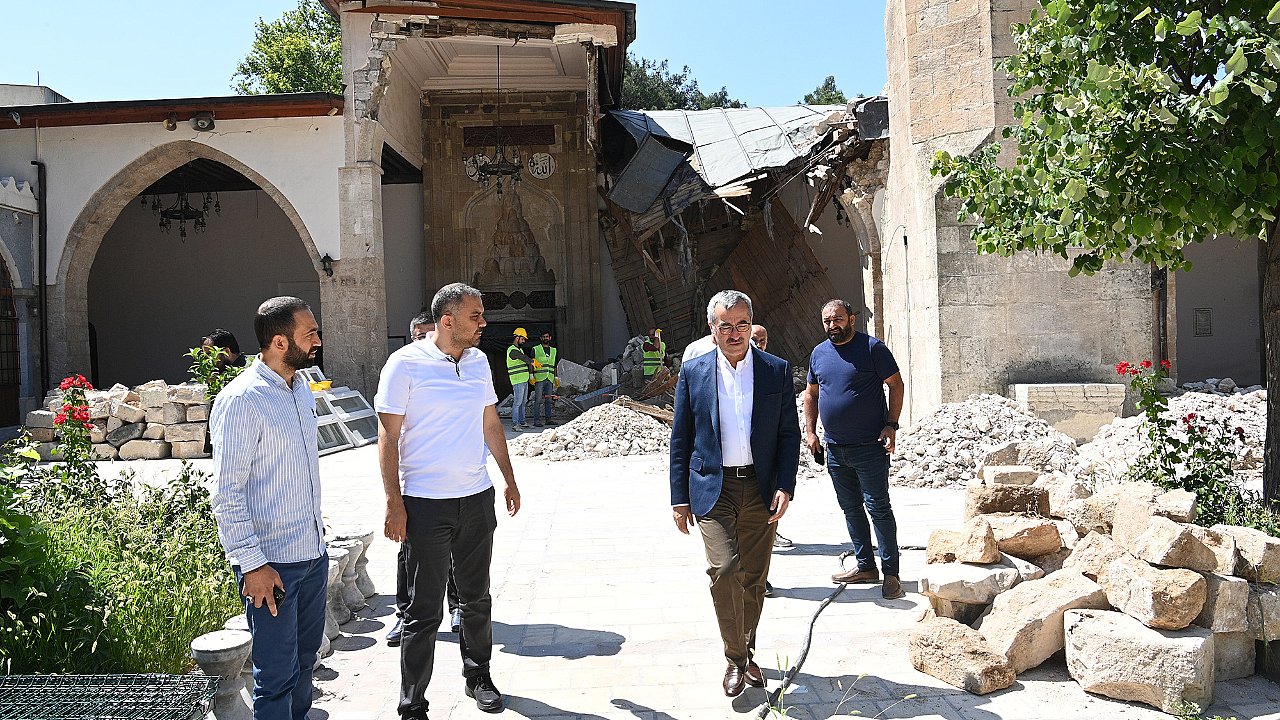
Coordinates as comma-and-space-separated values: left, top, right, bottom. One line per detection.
513, 327, 528, 338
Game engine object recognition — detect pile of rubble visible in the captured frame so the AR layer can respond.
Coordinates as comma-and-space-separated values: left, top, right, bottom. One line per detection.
889, 395, 1077, 488
508, 402, 670, 461
1180, 377, 1265, 396
909, 451, 1280, 711
26, 380, 211, 461
1074, 389, 1267, 486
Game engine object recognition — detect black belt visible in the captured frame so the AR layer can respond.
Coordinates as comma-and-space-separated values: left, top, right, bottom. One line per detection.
723, 464, 755, 478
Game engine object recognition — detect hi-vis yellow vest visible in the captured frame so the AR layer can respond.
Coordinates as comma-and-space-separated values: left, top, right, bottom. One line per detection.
532, 345, 556, 382
642, 340, 666, 377
507, 345, 531, 384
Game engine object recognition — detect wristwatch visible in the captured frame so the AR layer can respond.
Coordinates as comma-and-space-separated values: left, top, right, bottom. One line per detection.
884, 421, 900, 431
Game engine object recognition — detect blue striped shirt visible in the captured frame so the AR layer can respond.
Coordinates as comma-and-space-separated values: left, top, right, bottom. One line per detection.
211, 360, 325, 572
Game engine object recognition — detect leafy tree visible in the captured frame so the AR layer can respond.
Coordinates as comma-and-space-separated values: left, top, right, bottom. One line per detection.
232, 0, 342, 95
621, 54, 745, 110
931, 0, 1280, 504
803, 75, 848, 105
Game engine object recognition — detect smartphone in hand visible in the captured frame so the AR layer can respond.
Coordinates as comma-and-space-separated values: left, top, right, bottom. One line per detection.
273, 586, 286, 605
813, 445, 825, 465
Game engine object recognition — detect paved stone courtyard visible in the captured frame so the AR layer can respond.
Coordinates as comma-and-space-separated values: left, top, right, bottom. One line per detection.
115, 437, 1280, 720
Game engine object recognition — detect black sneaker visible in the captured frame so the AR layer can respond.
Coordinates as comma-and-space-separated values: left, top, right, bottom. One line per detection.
465, 673, 504, 713
386, 617, 404, 646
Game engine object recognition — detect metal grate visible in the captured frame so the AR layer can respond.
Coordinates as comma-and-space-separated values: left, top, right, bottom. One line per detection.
0, 675, 218, 720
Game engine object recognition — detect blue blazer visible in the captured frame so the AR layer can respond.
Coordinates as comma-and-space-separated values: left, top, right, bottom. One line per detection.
669, 347, 800, 517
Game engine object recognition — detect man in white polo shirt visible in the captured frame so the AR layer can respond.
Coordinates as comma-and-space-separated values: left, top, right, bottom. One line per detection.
376, 282, 521, 720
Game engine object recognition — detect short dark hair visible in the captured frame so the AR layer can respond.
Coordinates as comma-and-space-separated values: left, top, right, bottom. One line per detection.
255, 296, 310, 348
409, 309, 435, 334
822, 298, 856, 316
205, 328, 240, 355
431, 283, 482, 322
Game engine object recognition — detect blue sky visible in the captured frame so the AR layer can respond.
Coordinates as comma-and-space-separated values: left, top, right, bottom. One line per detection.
0, 1, 887, 106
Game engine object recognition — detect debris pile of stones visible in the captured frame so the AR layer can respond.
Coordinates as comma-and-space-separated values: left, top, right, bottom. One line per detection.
25, 380, 211, 461
889, 394, 1077, 488
909, 448, 1280, 712
509, 402, 670, 461
1179, 377, 1265, 396
1075, 388, 1267, 485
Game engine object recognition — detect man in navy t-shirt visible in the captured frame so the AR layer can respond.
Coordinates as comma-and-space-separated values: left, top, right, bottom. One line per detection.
803, 299, 906, 599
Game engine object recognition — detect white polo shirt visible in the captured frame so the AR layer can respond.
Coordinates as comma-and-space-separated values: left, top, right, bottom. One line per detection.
374, 336, 499, 499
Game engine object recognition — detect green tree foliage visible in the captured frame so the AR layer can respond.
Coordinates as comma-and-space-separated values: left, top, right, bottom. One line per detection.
233, 0, 342, 95
803, 75, 848, 105
931, 0, 1280, 504
621, 54, 745, 110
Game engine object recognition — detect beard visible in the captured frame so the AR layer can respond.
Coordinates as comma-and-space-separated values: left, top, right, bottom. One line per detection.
827, 325, 853, 343
282, 336, 315, 370
451, 326, 482, 349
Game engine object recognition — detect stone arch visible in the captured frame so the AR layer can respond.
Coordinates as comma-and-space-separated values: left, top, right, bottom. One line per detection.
52, 140, 325, 378
0, 228, 26, 290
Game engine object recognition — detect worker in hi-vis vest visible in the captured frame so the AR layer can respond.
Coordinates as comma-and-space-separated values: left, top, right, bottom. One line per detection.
642, 326, 668, 379
507, 328, 539, 430
530, 330, 559, 427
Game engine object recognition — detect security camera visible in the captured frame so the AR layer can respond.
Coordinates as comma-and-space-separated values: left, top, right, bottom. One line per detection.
190, 112, 215, 132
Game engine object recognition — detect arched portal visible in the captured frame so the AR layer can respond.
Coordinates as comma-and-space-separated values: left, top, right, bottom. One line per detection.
56, 142, 325, 386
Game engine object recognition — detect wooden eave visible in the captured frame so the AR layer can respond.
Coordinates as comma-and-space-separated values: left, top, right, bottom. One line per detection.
0, 93, 344, 131
322, 0, 635, 43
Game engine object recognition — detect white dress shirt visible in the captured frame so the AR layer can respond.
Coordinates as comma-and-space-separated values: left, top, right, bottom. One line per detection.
716, 348, 754, 467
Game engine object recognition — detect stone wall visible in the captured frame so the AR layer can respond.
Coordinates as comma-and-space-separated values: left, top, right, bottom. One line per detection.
27, 380, 211, 461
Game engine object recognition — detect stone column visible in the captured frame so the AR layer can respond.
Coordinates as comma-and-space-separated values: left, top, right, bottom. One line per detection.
325, 160, 388, 398
191, 629, 253, 720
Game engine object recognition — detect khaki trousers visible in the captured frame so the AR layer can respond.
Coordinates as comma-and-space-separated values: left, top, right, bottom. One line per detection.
696, 470, 776, 667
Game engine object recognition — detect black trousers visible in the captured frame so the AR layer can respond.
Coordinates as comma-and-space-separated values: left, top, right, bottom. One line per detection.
398, 487, 498, 717
396, 545, 459, 617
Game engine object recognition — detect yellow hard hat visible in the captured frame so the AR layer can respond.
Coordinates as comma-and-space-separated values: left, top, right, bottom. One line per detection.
513, 327, 528, 338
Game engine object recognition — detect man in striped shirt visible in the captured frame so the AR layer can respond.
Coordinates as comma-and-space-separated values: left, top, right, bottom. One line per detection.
211, 296, 326, 720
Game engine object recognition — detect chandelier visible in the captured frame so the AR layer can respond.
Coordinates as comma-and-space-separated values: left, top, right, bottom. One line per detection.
469, 44, 523, 194
139, 171, 222, 240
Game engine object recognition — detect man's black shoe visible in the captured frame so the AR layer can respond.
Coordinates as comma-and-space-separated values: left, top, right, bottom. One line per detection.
386, 617, 404, 646
764, 581, 775, 598
465, 673, 504, 713
450, 608, 463, 634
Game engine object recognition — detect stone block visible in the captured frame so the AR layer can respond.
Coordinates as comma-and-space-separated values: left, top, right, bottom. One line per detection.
1214, 631, 1256, 681
927, 517, 999, 564
113, 401, 147, 424
145, 402, 187, 425
982, 513, 1062, 560
165, 423, 206, 444
1127, 516, 1219, 572
980, 465, 1039, 485
106, 416, 122, 433
1246, 583, 1280, 642
106, 422, 144, 448
143, 424, 165, 440
964, 481, 1048, 520
1035, 473, 1091, 519
87, 397, 112, 420
1109, 492, 1157, 549
556, 359, 601, 394
1063, 531, 1126, 580
928, 597, 989, 626
1212, 524, 1280, 583
90, 443, 117, 461
171, 441, 210, 460
138, 382, 170, 408
975, 570, 1109, 673
187, 404, 210, 422
1187, 525, 1238, 575
1009, 382, 1126, 443
909, 617, 1015, 695
1001, 552, 1045, 582
27, 427, 55, 443
25, 410, 55, 428
36, 442, 61, 462
980, 438, 1078, 473
919, 560, 1021, 605
1031, 548, 1072, 575
88, 422, 106, 444
118, 439, 170, 460
1194, 573, 1250, 633
1053, 519, 1079, 549
1155, 489, 1197, 523
1062, 498, 1108, 537
169, 383, 208, 405
1063, 609, 1214, 714
1100, 553, 1206, 630
1066, 482, 1160, 536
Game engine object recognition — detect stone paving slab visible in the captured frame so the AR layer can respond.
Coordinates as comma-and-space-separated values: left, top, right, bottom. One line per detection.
98, 438, 1280, 719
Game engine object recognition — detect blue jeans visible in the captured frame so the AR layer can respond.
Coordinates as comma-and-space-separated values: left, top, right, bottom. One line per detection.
531, 379, 554, 422
826, 443, 899, 577
511, 382, 529, 426
234, 553, 328, 720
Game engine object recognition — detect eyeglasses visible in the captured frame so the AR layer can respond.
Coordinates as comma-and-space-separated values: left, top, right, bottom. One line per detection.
714, 321, 752, 335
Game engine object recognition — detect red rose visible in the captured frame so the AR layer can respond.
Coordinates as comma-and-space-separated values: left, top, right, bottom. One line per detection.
1115, 362, 1131, 376
1140, 360, 1152, 369
54, 412, 67, 425
1160, 359, 1171, 371
59, 378, 71, 390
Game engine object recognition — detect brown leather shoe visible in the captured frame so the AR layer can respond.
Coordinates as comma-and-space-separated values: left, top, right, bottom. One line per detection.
744, 661, 766, 688
882, 575, 905, 599
722, 663, 746, 696
831, 567, 879, 584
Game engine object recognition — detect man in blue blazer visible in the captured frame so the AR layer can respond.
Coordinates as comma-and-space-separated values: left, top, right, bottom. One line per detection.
670, 290, 800, 698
